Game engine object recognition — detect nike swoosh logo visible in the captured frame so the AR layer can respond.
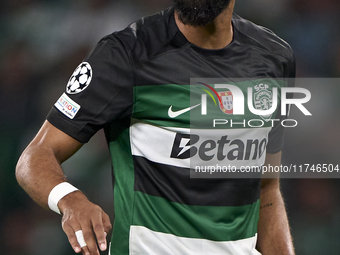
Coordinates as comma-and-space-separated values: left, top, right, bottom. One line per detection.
168, 103, 201, 118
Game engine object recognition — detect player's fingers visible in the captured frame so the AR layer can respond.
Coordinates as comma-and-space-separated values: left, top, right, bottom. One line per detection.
91, 213, 107, 251
73, 229, 91, 255
102, 211, 112, 235
81, 221, 100, 255
81, 245, 91, 255
62, 223, 82, 253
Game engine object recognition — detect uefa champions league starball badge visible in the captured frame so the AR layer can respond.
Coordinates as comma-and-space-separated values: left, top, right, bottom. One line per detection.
66, 62, 92, 94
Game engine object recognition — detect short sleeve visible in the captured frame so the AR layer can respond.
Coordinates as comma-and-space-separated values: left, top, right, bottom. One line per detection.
266, 52, 296, 153
47, 34, 133, 143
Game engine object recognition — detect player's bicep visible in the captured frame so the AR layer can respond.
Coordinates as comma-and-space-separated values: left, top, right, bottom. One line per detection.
30, 120, 83, 164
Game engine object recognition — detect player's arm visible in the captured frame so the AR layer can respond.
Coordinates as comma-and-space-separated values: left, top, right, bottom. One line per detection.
256, 151, 295, 255
16, 120, 112, 255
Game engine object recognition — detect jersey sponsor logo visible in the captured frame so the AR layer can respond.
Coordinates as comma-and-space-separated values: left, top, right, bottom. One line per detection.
130, 121, 269, 169
54, 93, 80, 119
66, 62, 92, 94
170, 133, 267, 161
168, 104, 201, 118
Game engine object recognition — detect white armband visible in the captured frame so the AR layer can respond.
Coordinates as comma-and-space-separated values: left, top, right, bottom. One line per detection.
48, 182, 79, 214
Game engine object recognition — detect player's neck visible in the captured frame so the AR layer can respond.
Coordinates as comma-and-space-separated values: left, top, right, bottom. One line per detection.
174, 3, 234, 50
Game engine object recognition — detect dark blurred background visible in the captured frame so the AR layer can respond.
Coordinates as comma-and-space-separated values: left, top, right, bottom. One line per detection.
1, 0, 340, 254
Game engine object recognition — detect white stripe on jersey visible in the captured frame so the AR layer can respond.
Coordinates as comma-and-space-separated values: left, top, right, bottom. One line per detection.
129, 225, 261, 255
130, 120, 270, 170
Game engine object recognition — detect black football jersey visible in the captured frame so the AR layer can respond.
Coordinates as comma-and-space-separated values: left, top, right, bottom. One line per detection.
47, 7, 295, 255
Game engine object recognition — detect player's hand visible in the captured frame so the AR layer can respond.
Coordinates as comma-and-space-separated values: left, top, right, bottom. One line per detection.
58, 191, 112, 255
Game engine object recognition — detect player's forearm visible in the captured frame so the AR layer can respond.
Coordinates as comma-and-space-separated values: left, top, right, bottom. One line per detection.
16, 143, 67, 209
257, 183, 295, 255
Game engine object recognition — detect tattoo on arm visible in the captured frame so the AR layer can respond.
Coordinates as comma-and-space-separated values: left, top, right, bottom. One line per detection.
260, 203, 273, 209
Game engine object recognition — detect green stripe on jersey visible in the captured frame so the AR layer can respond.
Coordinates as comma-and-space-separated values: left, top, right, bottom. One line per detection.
133, 79, 285, 129
132, 191, 260, 242
109, 129, 135, 255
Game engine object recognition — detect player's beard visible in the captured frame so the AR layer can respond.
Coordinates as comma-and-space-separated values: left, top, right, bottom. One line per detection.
173, 0, 232, 26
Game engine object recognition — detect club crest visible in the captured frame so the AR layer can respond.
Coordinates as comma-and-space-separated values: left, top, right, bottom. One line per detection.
253, 84, 273, 121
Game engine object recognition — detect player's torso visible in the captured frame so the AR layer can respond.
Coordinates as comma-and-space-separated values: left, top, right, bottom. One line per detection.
107, 9, 289, 255
109, 48, 281, 255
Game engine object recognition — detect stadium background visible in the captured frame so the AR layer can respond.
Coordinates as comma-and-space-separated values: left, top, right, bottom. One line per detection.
1, 0, 340, 254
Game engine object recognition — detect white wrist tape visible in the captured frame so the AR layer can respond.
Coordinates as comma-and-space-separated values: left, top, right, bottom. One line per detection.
48, 182, 78, 215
